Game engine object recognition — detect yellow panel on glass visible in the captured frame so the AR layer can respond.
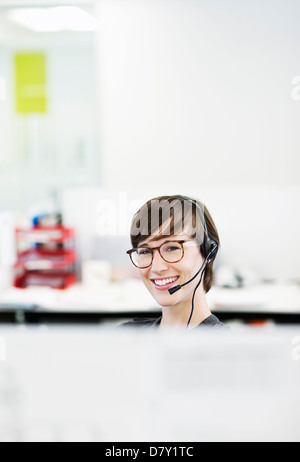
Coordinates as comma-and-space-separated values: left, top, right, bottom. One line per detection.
15, 53, 47, 114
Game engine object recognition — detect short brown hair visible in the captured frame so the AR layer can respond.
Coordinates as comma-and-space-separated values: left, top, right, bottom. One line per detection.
130, 195, 220, 293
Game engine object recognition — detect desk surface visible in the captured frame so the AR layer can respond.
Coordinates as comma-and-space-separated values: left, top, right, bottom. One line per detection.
0, 280, 300, 317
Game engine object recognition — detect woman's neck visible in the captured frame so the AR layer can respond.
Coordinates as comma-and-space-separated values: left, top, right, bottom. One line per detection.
159, 289, 211, 330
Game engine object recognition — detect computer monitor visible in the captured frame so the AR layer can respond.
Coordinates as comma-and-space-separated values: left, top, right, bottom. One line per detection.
0, 326, 299, 442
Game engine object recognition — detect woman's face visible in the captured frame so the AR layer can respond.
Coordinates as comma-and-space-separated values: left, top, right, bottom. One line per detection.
138, 233, 204, 307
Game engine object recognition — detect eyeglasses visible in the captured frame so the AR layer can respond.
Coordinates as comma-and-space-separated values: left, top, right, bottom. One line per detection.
126, 240, 197, 269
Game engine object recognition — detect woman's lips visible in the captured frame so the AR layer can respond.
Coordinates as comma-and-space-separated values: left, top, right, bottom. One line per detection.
151, 276, 180, 291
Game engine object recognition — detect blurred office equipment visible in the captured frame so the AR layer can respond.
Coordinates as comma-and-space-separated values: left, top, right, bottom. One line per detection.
14, 224, 76, 289
0, 326, 299, 442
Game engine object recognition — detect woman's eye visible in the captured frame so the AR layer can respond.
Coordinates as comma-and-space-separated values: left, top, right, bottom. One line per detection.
138, 249, 151, 255
167, 246, 181, 252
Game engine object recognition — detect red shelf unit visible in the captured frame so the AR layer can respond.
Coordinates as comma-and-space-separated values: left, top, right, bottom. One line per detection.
15, 227, 75, 244
14, 226, 77, 290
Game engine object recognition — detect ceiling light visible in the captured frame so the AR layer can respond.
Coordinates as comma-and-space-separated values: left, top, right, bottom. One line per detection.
7, 6, 99, 32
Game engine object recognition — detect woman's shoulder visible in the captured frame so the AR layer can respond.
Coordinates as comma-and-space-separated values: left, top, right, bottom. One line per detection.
199, 314, 229, 330
119, 314, 229, 330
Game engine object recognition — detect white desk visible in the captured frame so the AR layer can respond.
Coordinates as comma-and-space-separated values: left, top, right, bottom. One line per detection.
0, 279, 160, 312
207, 283, 300, 314
0, 280, 300, 323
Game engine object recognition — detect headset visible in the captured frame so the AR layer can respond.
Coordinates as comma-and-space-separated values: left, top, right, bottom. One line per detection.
167, 196, 218, 328
185, 195, 218, 259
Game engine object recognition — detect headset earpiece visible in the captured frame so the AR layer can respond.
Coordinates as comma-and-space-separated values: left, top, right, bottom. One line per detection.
203, 238, 218, 262
176, 195, 219, 261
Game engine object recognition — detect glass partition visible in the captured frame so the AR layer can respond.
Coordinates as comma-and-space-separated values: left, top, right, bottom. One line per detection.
0, 0, 100, 213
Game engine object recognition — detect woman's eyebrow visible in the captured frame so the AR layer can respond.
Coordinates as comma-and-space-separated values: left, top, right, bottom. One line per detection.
137, 236, 189, 248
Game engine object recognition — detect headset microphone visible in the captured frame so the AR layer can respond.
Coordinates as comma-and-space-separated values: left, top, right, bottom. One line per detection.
168, 261, 206, 295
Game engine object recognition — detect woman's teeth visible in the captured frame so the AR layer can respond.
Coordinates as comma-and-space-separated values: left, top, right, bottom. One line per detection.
153, 277, 178, 286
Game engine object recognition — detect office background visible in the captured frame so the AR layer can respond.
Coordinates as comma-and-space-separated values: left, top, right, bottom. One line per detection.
0, 0, 300, 318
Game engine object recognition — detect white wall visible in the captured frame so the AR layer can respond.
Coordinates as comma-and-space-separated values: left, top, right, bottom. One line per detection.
95, 0, 300, 188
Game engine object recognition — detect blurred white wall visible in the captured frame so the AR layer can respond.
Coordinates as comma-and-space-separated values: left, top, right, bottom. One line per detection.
95, 0, 300, 188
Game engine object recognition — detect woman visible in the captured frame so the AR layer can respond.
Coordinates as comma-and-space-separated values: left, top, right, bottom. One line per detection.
123, 194, 227, 330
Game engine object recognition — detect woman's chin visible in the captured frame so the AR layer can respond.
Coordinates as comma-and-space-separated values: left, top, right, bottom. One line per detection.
152, 293, 179, 307
145, 283, 181, 306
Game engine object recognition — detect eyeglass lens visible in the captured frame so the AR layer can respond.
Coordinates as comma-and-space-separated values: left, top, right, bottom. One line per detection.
131, 242, 183, 268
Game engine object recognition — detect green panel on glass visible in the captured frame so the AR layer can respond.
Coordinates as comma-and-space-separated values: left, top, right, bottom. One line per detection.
15, 53, 47, 114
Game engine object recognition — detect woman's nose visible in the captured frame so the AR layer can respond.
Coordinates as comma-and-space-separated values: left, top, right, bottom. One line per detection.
151, 249, 169, 272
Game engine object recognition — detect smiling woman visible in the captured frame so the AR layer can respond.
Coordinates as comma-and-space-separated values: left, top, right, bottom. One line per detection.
122, 195, 228, 331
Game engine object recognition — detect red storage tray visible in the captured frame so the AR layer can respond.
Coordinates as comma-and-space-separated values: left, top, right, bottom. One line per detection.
15, 227, 75, 244
14, 271, 76, 290
15, 249, 76, 271
14, 226, 77, 290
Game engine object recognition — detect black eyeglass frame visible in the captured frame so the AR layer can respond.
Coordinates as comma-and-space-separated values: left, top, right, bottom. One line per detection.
126, 239, 197, 269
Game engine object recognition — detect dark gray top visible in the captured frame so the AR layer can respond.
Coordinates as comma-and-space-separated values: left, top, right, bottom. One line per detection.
120, 314, 228, 330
